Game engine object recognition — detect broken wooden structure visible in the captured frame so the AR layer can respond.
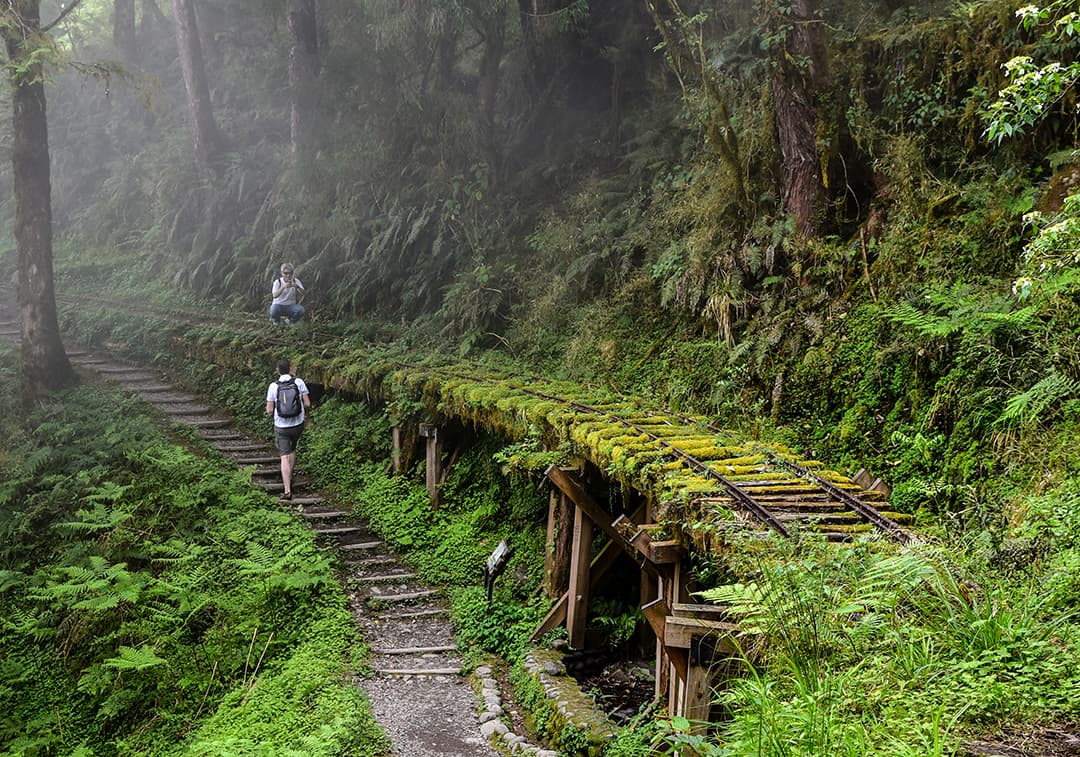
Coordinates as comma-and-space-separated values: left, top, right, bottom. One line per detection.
530, 465, 740, 727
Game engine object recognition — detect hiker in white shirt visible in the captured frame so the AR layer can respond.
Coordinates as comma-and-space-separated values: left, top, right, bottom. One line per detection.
269, 263, 306, 325
265, 358, 312, 500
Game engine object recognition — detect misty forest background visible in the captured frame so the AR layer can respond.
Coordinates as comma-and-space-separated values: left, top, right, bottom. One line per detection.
4, 0, 1080, 755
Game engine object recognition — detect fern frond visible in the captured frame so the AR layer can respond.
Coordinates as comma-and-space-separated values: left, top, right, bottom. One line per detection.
999, 370, 1080, 427
882, 302, 960, 337
102, 645, 167, 671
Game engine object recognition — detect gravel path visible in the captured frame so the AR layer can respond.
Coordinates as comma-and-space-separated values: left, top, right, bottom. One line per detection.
20, 341, 502, 756
0, 294, 559, 756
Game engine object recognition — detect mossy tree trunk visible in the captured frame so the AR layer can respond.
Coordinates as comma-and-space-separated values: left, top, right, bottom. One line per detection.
768, 0, 827, 238
2, 0, 77, 404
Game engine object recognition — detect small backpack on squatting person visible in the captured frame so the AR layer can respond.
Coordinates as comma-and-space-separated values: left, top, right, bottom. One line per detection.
276, 377, 303, 418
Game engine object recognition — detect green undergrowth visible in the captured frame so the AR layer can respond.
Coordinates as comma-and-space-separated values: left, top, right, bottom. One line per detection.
0, 348, 387, 757
650, 536, 1080, 756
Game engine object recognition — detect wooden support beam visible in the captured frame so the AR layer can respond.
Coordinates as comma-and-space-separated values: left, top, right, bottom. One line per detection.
530, 594, 568, 641
615, 515, 681, 565
545, 465, 627, 548
566, 503, 593, 650
682, 661, 712, 731
391, 426, 402, 474
420, 424, 442, 508
529, 523, 641, 643
543, 489, 573, 599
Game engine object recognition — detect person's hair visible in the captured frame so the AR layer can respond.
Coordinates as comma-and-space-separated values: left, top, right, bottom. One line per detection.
276, 359, 291, 376
280, 263, 294, 274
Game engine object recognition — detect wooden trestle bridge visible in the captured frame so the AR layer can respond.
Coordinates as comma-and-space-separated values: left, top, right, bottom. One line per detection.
52, 292, 917, 729
399, 372, 914, 726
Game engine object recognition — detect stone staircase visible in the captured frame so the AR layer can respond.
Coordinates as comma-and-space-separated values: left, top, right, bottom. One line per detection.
0, 319, 560, 757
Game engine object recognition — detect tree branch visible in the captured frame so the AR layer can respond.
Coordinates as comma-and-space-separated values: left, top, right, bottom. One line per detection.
42, 0, 85, 33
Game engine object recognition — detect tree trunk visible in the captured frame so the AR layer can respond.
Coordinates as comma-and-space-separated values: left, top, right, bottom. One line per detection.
288, 0, 320, 159
770, 0, 827, 238
141, 0, 168, 38
114, 0, 138, 63
476, 6, 507, 180
2, 0, 76, 403
171, 0, 224, 168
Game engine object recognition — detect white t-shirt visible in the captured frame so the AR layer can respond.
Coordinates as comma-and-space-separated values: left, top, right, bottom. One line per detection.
271, 277, 304, 306
266, 374, 309, 427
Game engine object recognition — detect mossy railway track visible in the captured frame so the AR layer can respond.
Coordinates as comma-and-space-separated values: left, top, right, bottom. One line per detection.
53, 288, 914, 547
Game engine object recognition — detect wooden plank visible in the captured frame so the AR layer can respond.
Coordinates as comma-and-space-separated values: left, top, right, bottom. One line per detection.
852, 467, 872, 488
664, 615, 739, 650
650, 539, 681, 564
544, 488, 559, 598
672, 602, 731, 618
566, 504, 592, 649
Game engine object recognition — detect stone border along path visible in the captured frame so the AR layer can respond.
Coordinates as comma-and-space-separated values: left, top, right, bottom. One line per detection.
0, 325, 560, 756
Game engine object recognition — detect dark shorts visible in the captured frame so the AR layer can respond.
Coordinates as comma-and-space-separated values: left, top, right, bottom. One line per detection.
275, 423, 304, 454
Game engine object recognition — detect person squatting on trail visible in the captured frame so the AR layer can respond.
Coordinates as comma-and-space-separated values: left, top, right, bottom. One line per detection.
269, 263, 305, 325
265, 358, 312, 501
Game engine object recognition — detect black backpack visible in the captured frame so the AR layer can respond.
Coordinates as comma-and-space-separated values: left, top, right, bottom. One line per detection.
276, 377, 303, 418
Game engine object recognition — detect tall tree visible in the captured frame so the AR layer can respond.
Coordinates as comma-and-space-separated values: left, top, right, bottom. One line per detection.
171, 0, 223, 168
287, 0, 320, 159
765, 0, 827, 238
113, 0, 138, 63
1, 0, 77, 403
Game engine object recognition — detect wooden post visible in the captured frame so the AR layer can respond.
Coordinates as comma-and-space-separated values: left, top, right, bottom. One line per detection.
543, 489, 574, 599
566, 503, 593, 650
683, 659, 712, 731
391, 426, 402, 474
419, 424, 442, 508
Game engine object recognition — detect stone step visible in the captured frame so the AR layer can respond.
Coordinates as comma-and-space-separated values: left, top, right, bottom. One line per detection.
158, 404, 213, 415
231, 455, 280, 464
375, 668, 461, 677
338, 540, 385, 552
313, 525, 369, 536
174, 416, 231, 428
378, 607, 449, 620
199, 431, 246, 442
372, 645, 457, 656
300, 510, 350, 520
351, 572, 416, 584
122, 383, 178, 393
100, 368, 161, 380
344, 555, 399, 568
288, 495, 324, 506
369, 589, 438, 603
136, 391, 200, 402
198, 428, 244, 438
